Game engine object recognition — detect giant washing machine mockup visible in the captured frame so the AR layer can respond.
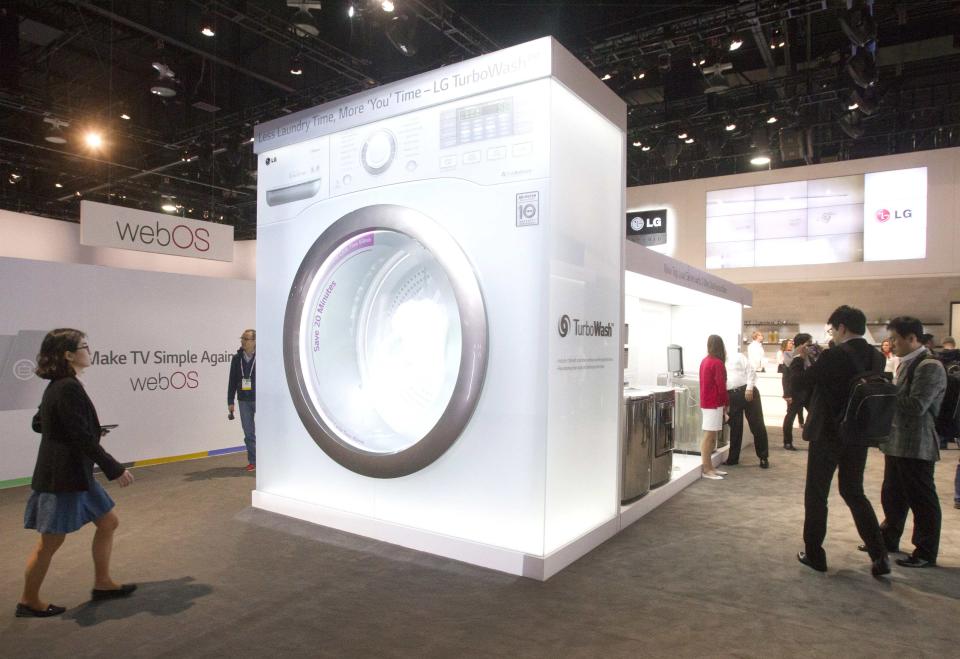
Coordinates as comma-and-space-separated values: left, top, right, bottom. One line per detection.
253, 38, 625, 578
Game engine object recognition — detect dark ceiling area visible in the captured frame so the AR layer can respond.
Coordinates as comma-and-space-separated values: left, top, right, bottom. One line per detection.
1, 0, 958, 239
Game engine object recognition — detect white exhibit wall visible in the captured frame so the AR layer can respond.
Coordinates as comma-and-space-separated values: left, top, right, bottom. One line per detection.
626, 147, 960, 283
623, 271, 742, 387
543, 80, 623, 555
0, 210, 256, 484
0, 209, 256, 280
0, 257, 255, 483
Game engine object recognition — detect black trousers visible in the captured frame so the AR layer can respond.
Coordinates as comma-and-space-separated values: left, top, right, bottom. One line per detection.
782, 399, 806, 445
803, 439, 885, 564
726, 385, 769, 463
880, 454, 941, 561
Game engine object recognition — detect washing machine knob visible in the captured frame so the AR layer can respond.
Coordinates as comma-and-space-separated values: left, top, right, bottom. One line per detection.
361, 130, 397, 175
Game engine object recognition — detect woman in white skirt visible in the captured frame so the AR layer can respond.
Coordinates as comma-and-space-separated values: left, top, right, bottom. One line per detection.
699, 335, 729, 479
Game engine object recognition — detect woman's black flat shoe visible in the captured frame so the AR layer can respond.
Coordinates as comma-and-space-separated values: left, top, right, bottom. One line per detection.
91, 584, 137, 600
15, 603, 66, 618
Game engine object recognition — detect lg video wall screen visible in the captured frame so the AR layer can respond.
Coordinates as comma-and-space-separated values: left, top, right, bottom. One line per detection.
705, 167, 927, 269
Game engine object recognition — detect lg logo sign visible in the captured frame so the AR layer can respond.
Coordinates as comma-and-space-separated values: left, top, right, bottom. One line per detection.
875, 208, 912, 223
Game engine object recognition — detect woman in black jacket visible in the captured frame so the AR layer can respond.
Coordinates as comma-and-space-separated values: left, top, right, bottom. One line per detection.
782, 333, 814, 451
16, 329, 136, 618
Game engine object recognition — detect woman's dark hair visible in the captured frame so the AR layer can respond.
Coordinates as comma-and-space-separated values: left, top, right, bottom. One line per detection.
887, 316, 924, 343
35, 328, 85, 380
792, 333, 812, 348
707, 334, 726, 363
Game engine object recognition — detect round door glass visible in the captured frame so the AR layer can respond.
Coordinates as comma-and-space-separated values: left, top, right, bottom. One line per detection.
299, 229, 462, 453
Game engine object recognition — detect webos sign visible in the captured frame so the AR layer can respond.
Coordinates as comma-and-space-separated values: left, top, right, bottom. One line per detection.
81, 200, 234, 261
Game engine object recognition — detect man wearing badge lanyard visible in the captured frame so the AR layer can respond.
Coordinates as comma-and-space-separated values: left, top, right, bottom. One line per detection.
228, 330, 257, 472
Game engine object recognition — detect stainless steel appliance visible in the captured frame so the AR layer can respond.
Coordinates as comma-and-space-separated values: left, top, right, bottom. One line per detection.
621, 390, 652, 503
649, 388, 675, 488
656, 374, 728, 454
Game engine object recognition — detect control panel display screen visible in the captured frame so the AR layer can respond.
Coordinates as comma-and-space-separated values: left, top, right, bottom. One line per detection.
441, 99, 513, 148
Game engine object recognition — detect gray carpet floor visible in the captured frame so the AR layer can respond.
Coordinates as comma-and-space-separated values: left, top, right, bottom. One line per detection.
2, 430, 958, 658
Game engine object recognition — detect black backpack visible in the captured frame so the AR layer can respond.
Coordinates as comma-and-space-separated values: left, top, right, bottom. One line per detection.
934, 361, 960, 437
838, 343, 895, 447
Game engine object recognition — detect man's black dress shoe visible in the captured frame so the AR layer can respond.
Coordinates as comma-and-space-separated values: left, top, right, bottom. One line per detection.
895, 555, 936, 568
783, 444, 797, 451
797, 551, 827, 572
90, 584, 137, 601
858, 543, 900, 554
871, 555, 891, 577
15, 603, 66, 618
760, 457, 770, 469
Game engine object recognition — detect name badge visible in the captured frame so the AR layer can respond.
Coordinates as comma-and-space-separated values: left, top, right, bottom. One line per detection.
241, 378, 252, 391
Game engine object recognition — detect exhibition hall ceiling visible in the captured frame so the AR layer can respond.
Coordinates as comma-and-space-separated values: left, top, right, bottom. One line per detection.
1, 0, 958, 239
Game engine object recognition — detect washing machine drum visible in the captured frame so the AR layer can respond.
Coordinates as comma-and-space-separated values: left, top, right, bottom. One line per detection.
284, 204, 488, 478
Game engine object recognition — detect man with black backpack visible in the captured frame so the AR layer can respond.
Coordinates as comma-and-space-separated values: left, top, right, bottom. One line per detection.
792, 305, 889, 576
875, 317, 946, 568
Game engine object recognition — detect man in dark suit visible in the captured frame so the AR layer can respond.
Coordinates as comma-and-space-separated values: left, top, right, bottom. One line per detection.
791, 305, 889, 576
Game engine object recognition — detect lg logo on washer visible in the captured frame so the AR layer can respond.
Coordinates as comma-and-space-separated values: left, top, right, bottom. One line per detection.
557, 315, 614, 338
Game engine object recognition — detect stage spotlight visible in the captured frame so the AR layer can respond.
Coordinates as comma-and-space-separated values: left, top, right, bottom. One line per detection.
838, 112, 865, 139
846, 49, 878, 88
839, 5, 877, 47
290, 53, 303, 75
750, 153, 771, 166
386, 14, 418, 57
728, 32, 743, 52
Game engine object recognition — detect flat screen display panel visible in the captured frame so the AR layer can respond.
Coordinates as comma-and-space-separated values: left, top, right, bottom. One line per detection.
705, 167, 926, 269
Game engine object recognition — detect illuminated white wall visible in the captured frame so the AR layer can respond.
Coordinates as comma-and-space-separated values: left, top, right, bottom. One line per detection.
627, 147, 960, 283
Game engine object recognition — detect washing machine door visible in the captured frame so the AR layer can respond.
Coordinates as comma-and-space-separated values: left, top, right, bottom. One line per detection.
284, 204, 488, 478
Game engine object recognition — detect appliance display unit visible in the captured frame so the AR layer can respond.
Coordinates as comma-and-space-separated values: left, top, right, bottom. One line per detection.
253, 37, 625, 579
649, 387, 675, 488
621, 389, 652, 503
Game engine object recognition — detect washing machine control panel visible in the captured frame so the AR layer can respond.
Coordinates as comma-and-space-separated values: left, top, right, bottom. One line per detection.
361, 129, 397, 174
330, 80, 549, 196
258, 136, 331, 225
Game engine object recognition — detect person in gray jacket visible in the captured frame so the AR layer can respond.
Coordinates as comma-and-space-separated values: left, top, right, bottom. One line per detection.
876, 316, 946, 568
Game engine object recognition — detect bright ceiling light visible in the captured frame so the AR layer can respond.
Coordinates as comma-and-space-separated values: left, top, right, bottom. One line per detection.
8, 172, 22, 184
120, 113, 131, 120
766, 115, 778, 124
677, 132, 688, 139
632, 141, 642, 147
601, 73, 612, 81
54, 182, 63, 188
200, 12, 215, 37
347, 4, 355, 18
684, 137, 695, 144
847, 102, 860, 111
381, 1, 395, 12
641, 145, 651, 151
751, 154, 771, 165
725, 122, 737, 131
728, 34, 743, 51
84, 131, 103, 149
290, 54, 303, 75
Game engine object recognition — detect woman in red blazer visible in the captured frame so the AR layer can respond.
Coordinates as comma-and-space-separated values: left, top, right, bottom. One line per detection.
699, 335, 729, 480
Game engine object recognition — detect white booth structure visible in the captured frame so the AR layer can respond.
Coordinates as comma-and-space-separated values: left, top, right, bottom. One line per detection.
253, 38, 625, 579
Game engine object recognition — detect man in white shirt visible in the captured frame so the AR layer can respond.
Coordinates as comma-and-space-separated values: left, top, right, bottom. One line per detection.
725, 349, 770, 469
748, 331, 766, 372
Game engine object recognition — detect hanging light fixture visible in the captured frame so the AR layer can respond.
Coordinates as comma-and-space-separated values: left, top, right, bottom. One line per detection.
728, 32, 744, 52
386, 14, 419, 57
200, 11, 216, 37
289, 53, 304, 75
43, 117, 69, 144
